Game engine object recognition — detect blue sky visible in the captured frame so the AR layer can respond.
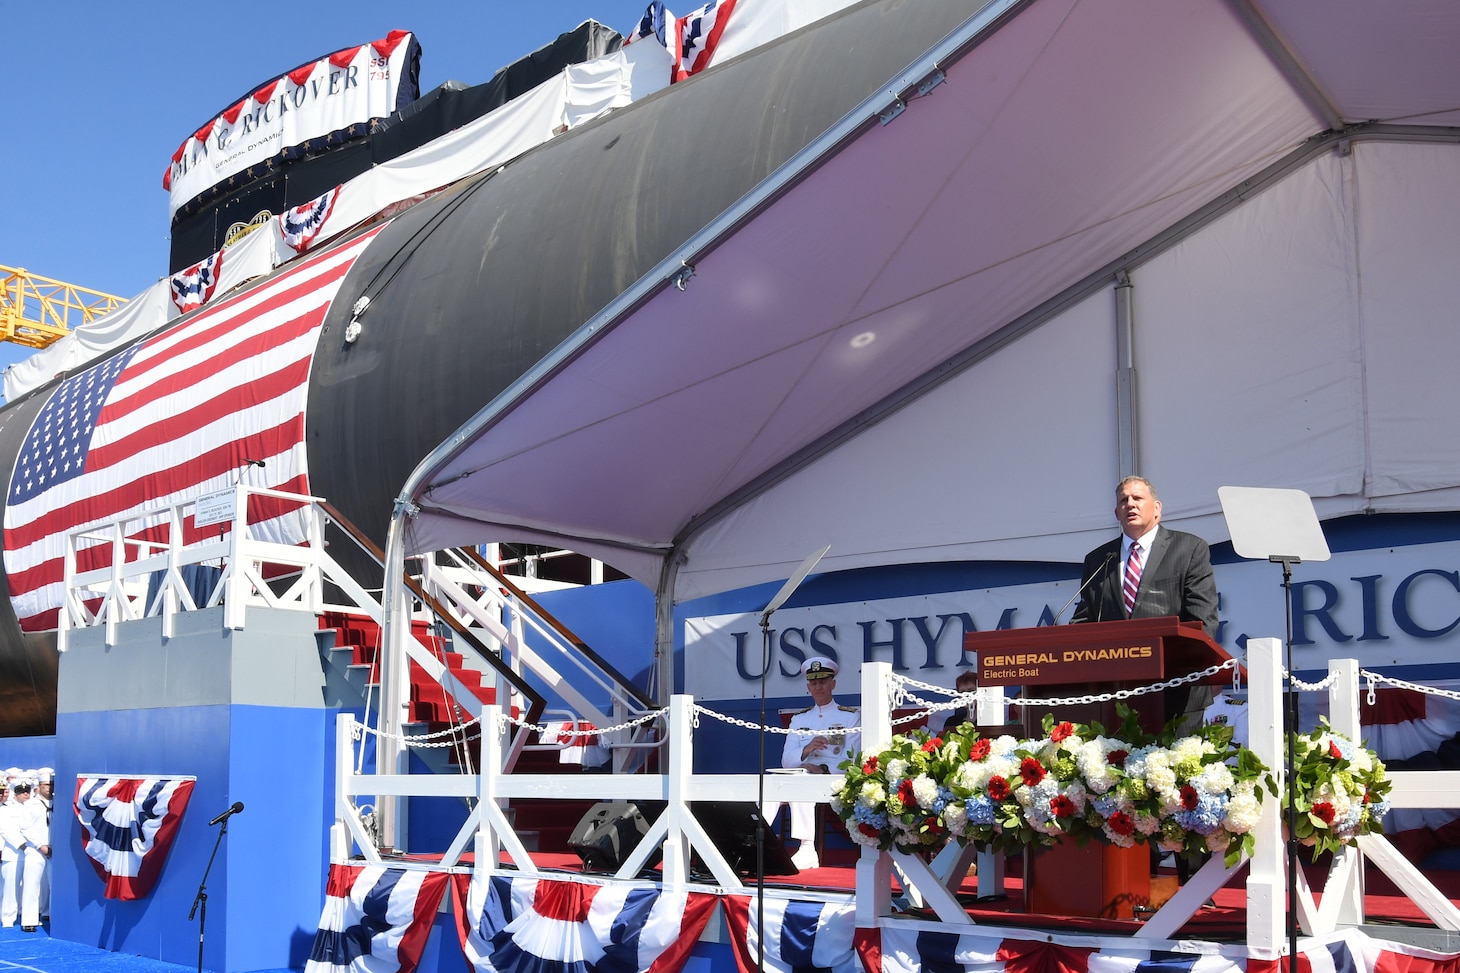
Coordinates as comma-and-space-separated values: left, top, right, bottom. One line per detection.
0, 1, 653, 384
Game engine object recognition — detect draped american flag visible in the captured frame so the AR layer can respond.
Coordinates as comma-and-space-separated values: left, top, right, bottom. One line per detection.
73, 774, 196, 900
3, 226, 383, 631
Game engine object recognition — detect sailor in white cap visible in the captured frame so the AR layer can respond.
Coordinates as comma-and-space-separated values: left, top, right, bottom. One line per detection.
18, 775, 48, 931
0, 778, 32, 927
766, 656, 860, 871
33, 769, 51, 923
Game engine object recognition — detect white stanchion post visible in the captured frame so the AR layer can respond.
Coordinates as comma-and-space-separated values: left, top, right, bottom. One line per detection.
1246, 637, 1284, 959
1325, 658, 1365, 926
856, 661, 894, 924
662, 695, 693, 884
331, 712, 355, 861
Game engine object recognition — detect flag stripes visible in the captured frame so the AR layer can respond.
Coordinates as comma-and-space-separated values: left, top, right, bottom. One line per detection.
3, 227, 383, 631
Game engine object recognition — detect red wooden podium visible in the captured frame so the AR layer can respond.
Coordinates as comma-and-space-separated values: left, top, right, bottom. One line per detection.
963, 617, 1232, 919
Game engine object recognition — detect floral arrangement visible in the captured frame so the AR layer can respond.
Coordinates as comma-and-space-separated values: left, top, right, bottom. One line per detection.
830, 705, 1390, 865
1287, 721, 1391, 857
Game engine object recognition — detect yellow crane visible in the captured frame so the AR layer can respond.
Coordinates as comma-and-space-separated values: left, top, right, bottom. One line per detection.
0, 265, 127, 349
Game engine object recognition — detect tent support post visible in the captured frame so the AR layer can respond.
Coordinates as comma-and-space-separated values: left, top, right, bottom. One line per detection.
653, 547, 683, 707
1115, 269, 1138, 478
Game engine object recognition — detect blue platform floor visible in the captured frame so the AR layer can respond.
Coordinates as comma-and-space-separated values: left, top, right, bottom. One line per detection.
0, 923, 291, 973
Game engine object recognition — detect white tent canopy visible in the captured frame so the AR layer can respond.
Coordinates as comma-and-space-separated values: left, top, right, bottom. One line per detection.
395, 0, 1460, 609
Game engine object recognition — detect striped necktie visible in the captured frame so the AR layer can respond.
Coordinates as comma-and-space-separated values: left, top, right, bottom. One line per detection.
1123, 542, 1143, 615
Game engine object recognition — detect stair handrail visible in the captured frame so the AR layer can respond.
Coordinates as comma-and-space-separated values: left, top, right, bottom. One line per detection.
318, 502, 547, 737
454, 546, 656, 710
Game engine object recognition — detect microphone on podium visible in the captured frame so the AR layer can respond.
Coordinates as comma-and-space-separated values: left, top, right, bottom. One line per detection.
1052, 550, 1116, 624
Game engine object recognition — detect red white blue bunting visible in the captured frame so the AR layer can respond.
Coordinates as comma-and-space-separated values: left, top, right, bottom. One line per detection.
723, 894, 859, 973
73, 775, 195, 900
170, 250, 224, 312
449, 872, 716, 973
280, 188, 341, 253
305, 864, 450, 973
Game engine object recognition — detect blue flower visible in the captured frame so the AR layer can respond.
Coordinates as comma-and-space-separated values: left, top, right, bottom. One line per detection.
965, 795, 995, 825
1174, 791, 1228, 835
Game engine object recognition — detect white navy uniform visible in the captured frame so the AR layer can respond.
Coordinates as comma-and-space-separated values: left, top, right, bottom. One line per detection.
780, 702, 861, 774
770, 701, 861, 844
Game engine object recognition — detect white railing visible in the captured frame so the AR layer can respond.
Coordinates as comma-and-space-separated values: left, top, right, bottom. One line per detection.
59, 483, 335, 649
324, 642, 1460, 955
331, 698, 838, 888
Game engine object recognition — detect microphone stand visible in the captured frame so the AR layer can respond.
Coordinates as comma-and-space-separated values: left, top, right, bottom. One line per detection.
1052, 550, 1116, 624
754, 546, 829, 973
189, 814, 232, 973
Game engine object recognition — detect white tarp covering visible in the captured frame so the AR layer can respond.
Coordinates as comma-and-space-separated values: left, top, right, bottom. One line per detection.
674, 141, 1460, 599
165, 32, 418, 216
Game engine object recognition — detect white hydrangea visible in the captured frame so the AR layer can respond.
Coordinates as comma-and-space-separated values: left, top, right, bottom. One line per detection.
1075, 738, 1121, 795
1223, 787, 1262, 833
943, 803, 968, 836
1194, 761, 1234, 795
860, 781, 885, 807
912, 774, 941, 809
1205, 830, 1232, 853
885, 758, 908, 781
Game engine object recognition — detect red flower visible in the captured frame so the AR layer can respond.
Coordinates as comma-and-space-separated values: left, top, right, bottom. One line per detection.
1107, 810, 1135, 836
1329, 740, 1344, 760
1312, 802, 1337, 825
1020, 757, 1046, 787
987, 776, 1011, 800
1180, 784, 1200, 811
1049, 794, 1075, 818
968, 739, 992, 761
1050, 721, 1075, 743
1107, 748, 1129, 767
925, 819, 945, 835
862, 756, 879, 774
898, 779, 917, 805
922, 736, 943, 753
858, 822, 880, 838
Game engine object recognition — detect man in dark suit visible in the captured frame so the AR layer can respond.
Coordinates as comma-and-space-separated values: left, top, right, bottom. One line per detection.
1072, 475, 1218, 729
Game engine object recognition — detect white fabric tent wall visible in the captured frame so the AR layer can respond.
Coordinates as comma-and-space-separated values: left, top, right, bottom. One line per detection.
675, 139, 1460, 599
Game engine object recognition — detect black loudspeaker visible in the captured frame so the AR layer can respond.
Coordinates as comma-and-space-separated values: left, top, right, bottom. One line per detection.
568, 801, 664, 871
690, 801, 798, 876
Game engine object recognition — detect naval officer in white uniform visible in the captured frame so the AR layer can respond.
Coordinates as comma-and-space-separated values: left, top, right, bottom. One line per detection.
767, 656, 860, 870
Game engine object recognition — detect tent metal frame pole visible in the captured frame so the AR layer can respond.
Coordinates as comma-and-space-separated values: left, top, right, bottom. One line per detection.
1222, 0, 1344, 133
1114, 270, 1138, 479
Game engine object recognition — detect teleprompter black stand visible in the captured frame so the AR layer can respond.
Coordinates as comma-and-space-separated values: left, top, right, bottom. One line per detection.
1218, 485, 1331, 973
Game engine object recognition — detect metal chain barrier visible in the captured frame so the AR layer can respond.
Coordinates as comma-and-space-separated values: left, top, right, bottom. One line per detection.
691, 704, 861, 736
1000, 658, 1238, 709
351, 716, 484, 748
352, 708, 668, 748
1360, 669, 1460, 706
1284, 667, 1337, 692
493, 707, 667, 739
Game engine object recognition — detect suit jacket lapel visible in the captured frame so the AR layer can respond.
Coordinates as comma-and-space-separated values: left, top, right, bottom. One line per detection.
1137, 528, 1172, 604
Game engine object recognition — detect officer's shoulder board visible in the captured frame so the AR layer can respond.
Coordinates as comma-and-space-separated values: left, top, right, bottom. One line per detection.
790, 705, 814, 716
837, 704, 859, 714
